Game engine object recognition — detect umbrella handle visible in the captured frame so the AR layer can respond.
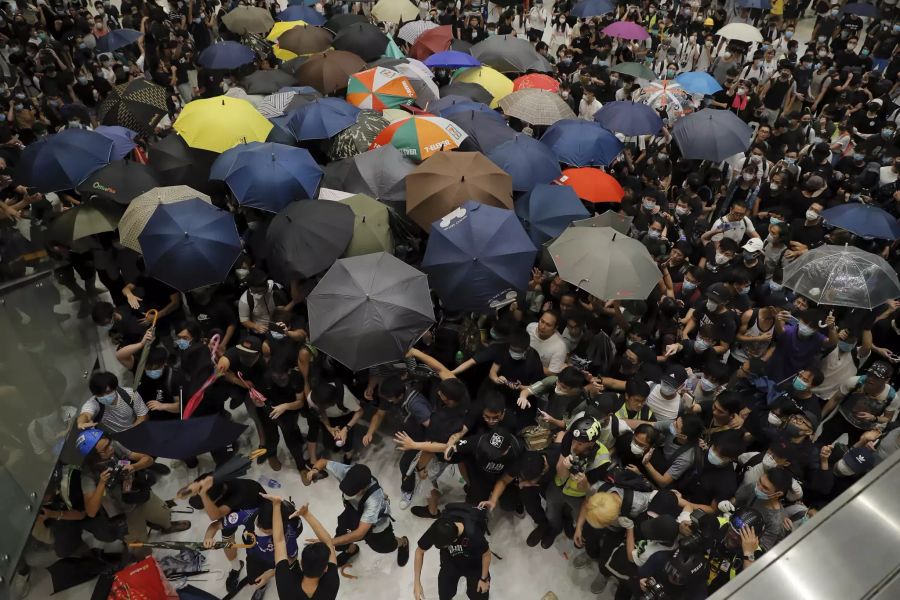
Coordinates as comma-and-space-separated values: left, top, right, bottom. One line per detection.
819, 310, 833, 329
234, 532, 257, 550
209, 333, 221, 363
145, 309, 159, 328
247, 448, 267, 461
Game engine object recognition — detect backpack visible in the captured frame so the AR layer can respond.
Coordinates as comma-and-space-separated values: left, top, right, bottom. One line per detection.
96, 387, 137, 430
520, 423, 553, 451
442, 502, 490, 538
737, 452, 765, 481
458, 314, 483, 358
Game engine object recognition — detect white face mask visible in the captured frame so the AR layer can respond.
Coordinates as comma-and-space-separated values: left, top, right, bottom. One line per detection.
554, 384, 566, 395
742, 172, 754, 182
715, 253, 729, 265
805, 210, 819, 221
630, 442, 645, 456
767, 411, 782, 426
660, 382, 677, 397
762, 453, 778, 468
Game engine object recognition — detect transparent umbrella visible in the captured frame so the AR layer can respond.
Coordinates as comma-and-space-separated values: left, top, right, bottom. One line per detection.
782, 244, 900, 309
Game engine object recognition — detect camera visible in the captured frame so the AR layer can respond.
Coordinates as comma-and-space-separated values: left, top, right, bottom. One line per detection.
640, 577, 668, 600
569, 454, 589, 475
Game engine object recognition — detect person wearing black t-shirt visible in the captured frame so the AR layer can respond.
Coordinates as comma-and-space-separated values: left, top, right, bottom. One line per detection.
675, 430, 742, 513
123, 270, 182, 334
414, 505, 492, 600
216, 337, 271, 463
271, 499, 340, 600
117, 345, 182, 421
258, 354, 309, 473
450, 427, 524, 505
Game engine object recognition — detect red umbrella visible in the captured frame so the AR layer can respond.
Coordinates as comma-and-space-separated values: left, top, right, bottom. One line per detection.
556, 168, 624, 203
513, 73, 560, 93
409, 25, 454, 60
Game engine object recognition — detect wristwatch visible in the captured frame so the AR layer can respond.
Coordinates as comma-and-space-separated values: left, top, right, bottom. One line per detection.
743, 553, 756, 561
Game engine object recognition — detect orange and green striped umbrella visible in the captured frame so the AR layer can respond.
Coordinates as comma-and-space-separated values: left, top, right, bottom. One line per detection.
346, 67, 417, 110
370, 116, 467, 162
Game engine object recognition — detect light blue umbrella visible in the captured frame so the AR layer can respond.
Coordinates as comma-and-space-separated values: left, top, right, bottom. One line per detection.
277, 5, 326, 25
540, 119, 623, 166
674, 71, 724, 96
487, 135, 562, 192
571, 0, 614, 17
514, 183, 589, 245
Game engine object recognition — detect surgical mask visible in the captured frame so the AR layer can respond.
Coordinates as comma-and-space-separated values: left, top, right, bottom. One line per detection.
560, 90, 569, 98
754, 485, 771, 500
792, 377, 809, 392
235, 268, 250, 280
767, 411, 782, 426
270, 331, 285, 340
784, 157, 795, 165
96, 392, 117, 406
861, 49, 869, 57
675, 206, 689, 216
715, 253, 729, 265
682, 280, 697, 291
630, 442, 645, 456
707, 448, 726, 466
852, 153, 864, 162
660, 382, 676, 397
831, 9, 838, 16
509, 350, 525, 360
146, 368, 163, 380
642, 200, 656, 210
742, 173, 754, 182
784, 31, 793, 39
554, 384, 567, 395
805, 210, 819, 221
666, 70, 675, 78
669, 422, 678, 437
762, 453, 779, 469
175, 338, 191, 351
648, 229, 661, 239
838, 341, 855, 353
883, 129, 894, 139
694, 338, 711, 352
738, 285, 750, 295
834, 459, 856, 477
77, 76, 88, 85
797, 322, 815, 337
699, 377, 717, 392
706, 300, 718, 312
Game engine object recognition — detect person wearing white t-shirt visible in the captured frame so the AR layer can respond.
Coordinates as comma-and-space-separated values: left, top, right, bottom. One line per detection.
525, 311, 567, 375
813, 333, 871, 400
578, 86, 602, 120
646, 365, 689, 421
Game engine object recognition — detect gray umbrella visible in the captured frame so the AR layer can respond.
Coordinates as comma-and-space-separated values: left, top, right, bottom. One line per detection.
241, 69, 297, 94
322, 145, 415, 210
548, 226, 661, 300
469, 35, 554, 73
266, 200, 355, 280
572, 210, 634, 234
308, 252, 435, 371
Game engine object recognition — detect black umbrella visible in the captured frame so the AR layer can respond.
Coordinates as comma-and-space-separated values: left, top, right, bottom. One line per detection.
77, 160, 160, 204
332, 23, 388, 62
440, 81, 493, 104
322, 145, 414, 210
266, 200, 355, 280
450, 39, 472, 52
149, 133, 218, 193
324, 13, 368, 33
241, 69, 297, 94
112, 415, 246, 460
97, 78, 169, 135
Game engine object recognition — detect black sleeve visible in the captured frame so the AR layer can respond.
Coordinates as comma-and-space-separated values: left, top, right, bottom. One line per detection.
275, 559, 300, 598
417, 526, 436, 551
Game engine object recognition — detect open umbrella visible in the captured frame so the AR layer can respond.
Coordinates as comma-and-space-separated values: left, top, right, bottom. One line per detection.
470, 35, 554, 73
841, 2, 879, 17
347, 67, 416, 109
198, 41, 256, 70
541, 119, 623, 166
782, 244, 900, 309
440, 80, 493, 104
610, 61, 657, 80
602, 21, 650, 40
428, 95, 492, 116
512, 73, 560, 93
557, 167, 624, 203
210, 142, 323, 212
322, 145, 414, 209
370, 115, 467, 162
174, 97, 273, 153
716, 22, 763, 42
549, 226, 660, 300
672, 108, 752, 161
405, 151, 512, 229
422, 201, 536, 312
449, 110, 517, 153
47, 202, 123, 244
113, 415, 246, 459
398, 20, 440, 44
674, 71, 723, 96
296, 50, 367, 94
452, 66, 514, 107
149, 134, 218, 192
333, 23, 388, 62
571, 0, 614, 17
77, 160, 160, 205
93, 125, 137, 160
498, 88, 575, 126
97, 79, 168, 134
371, 0, 419, 24
409, 25, 454, 60
266, 19, 309, 59
324, 13, 368, 33
285, 97, 360, 140
95, 28, 142, 53
339, 194, 394, 256
241, 69, 296, 94
222, 5, 275, 35
821, 204, 900, 240
514, 183, 589, 245
737, 0, 771, 8
593, 101, 663, 136
16, 129, 112, 193
277, 24, 333, 57
573, 210, 633, 234
266, 200, 355, 280
138, 198, 242, 291
487, 135, 562, 192
308, 252, 434, 371
426, 50, 481, 69
119, 185, 212, 252
635, 80, 695, 121
257, 87, 321, 117
278, 5, 326, 25
327, 110, 390, 160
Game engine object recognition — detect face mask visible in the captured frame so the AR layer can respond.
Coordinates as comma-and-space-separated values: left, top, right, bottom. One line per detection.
648, 229, 661, 239
706, 300, 719, 312
658, 153, 669, 161
14, 103, 23, 111
699, 377, 717, 392
675, 206, 689, 216
738, 285, 750, 295
146, 368, 163, 380
797, 322, 815, 337
630, 442, 645, 456
270, 331, 285, 340
754, 485, 771, 500
723, 52, 732, 59
666, 70, 675, 78
715, 253, 729, 266
96, 392, 117, 406
509, 350, 525, 360
834, 459, 856, 477
694, 337, 711, 352
737, 87, 748, 95
175, 338, 191, 351
792, 376, 809, 392
554, 384, 567, 396
235, 268, 250, 280
708, 448, 726, 466
785, 31, 794, 39
740, 171, 754, 182
805, 210, 819, 221
767, 411, 782, 426
682, 280, 697, 291
660, 382, 676, 397
760, 453, 779, 470
642, 200, 656, 210
838, 341, 855, 353
883, 129, 894, 139
831, 9, 839, 16
77, 76, 88, 85
861, 49, 869, 57
560, 91, 569, 98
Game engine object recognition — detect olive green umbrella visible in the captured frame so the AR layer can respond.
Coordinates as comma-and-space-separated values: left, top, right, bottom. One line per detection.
339, 193, 393, 256
47, 201, 123, 244
222, 5, 274, 36
610, 62, 657, 80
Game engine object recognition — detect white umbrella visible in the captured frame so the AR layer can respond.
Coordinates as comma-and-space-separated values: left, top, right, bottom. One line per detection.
716, 23, 763, 43
256, 91, 297, 118
398, 20, 439, 44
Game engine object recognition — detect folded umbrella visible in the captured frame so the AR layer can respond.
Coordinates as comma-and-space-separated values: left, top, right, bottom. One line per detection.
426, 50, 481, 69
370, 115, 467, 162
286, 97, 359, 140
139, 198, 242, 291
278, 5, 326, 25
674, 71, 723, 95
487, 135, 561, 192
541, 119, 623, 166
266, 200, 355, 279
149, 134, 218, 192
371, 0, 420, 24
515, 183, 589, 245
498, 88, 575, 126
222, 5, 275, 35
113, 415, 246, 459
512, 73, 560, 93
95, 28, 142, 53
610, 61, 657, 80
593, 101, 663, 136
602, 21, 650, 40
821, 204, 900, 241
716, 22, 763, 43
571, 0, 614, 17
347, 66, 416, 110
174, 97, 273, 153
573, 210, 634, 234
339, 194, 393, 256
47, 201, 123, 244
94, 125, 138, 160
423, 201, 536, 312
333, 23, 388, 62
309, 252, 434, 370
119, 185, 212, 252
296, 50, 367, 94
16, 129, 113, 193
409, 25, 454, 60
322, 145, 414, 209
470, 35, 554, 73
327, 109, 390, 160
557, 167, 624, 203
97, 78, 168, 134
672, 108, 753, 161
77, 160, 160, 205
198, 41, 256, 70
277, 24, 333, 56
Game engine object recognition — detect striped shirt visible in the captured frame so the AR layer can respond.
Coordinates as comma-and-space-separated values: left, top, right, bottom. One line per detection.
80, 387, 148, 433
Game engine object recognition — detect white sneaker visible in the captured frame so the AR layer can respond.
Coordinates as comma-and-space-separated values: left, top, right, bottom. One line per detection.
573, 552, 593, 569
399, 490, 414, 510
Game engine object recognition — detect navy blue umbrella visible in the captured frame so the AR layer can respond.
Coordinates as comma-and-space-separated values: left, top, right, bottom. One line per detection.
198, 41, 256, 70
515, 183, 589, 245
286, 97, 360, 141
447, 110, 517, 152
822, 203, 900, 241
422, 201, 537, 313
16, 129, 113, 193
841, 2, 878, 17
540, 119, 623, 166
488, 135, 562, 192
138, 198, 243, 291
277, 5, 326, 25
113, 415, 246, 460
571, 0, 614, 17
736, 0, 771, 8
428, 95, 495, 117
95, 28, 142, 53
593, 101, 664, 136
210, 142, 323, 212
94, 125, 138, 160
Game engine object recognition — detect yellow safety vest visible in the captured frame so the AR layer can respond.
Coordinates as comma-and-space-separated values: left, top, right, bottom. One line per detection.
555, 442, 611, 497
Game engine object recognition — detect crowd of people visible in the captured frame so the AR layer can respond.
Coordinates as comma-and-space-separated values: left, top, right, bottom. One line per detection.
5, 0, 900, 599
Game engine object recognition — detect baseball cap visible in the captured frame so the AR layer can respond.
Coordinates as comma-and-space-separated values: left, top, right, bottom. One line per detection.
338, 464, 372, 496
647, 489, 681, 517
477, 428, 512, 461
236, 336, 261, 353
586, 392, 620, 419
705, 282, 733, 304
742, 238, 764, 254
841, 447, 877, 475
639, 515, 679, 545
662, 364, 688, 388
868, 361, 894, 380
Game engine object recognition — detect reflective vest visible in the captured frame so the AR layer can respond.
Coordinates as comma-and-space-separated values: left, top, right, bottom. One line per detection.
555, 442, 611, 497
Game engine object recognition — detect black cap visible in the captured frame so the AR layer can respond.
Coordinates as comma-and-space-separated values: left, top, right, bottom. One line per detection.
705, 282, 733, 304
586, 392, 619, 419
639, 515, 679, 545
339, 464, 372, 496
647, 490, 681, 517
428, 518, 461, 548
628, 342, 657, 363
476, 428, 512, 461
868, 361, 893, 380
662, 364, 688, 387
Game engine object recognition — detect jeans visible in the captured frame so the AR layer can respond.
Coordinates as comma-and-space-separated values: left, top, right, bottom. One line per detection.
544, 481, 584, 537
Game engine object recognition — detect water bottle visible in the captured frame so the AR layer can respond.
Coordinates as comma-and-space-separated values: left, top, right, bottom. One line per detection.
455, 350, 464, 365
258, 476, 282, 489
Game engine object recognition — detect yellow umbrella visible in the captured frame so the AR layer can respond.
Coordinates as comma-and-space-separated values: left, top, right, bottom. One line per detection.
174, 97, 273, 153
372, 0, 420, 24
267, 20, 308, 60
453, 66, 513, 108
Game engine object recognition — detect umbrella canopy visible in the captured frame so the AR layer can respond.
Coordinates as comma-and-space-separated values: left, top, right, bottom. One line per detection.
512, 73, 560, 93
296, 50, 367, 94
821, 204, 900, 241
571, 0, 614, 17
398, 20, 440, 44
16, 129, 112, 193
114, 416, 246, 459
498, 88, 575, 126
93, 125, 137, 160
119, 185, 211, 252
267, 20, 309, 59
573, 210, 633, 234
324, 13, 368, 33
281, 87, 326, 112
277, 24, 333, 56
782, 244, 900, 309
549, 226, 660, 300
322, 145, 414, 209
149, 134, 218, 192
47, 201, 122, 244
841, 2, 879, 17
440, 80, 493, 104
286, 97, 360, 140
95, 28, 142, 53
426, 50, 481, 69
674, 71, 723, 95
327, 109, 390, 160
333, 23, 388, 62
672, 108, 753, 161
449, 110, 518, 153
610, 61, 657, 80
602, 21, 650, 40
198, 41, 256, 70
541, 119, 623, 166
222, 5, 275, 35
210, 142, 323, 212
452, 66, 514, 107
371, 115, 467, 162
635, 80, 695, 121
175, 97, 273, 153
422, 201, 536, 312
139, 198, 242, 291
77, 160, 160, 205
716, 22, 763, 42
308, 252, 434, 370
470, 35, 554, 73
371, 0, 419, 24
409, 25, 454, 60
241, 69, 296, 94
97, 79, 168, 134
347, 66, 416, 109
557, 167, 624, 203
257, 88, 319, 117
428, 95, 492, 116
266, 200, 355, 279
487, 135, 562, 192
406, 151, 512, 229
278, 5, 326, 25
339, 193, 394, 256
593, 101, 663, 136
515, 183, 589, 245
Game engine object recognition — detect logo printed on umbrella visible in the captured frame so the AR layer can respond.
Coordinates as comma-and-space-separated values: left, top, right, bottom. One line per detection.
93, 181, 117, 194
439, 206, 468, 228
488, 289, 518, 309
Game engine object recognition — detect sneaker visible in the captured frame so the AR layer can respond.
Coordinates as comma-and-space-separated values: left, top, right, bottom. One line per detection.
396, 536, 410, 567
573, 552, 593, 569
267, 456, 282, 471
590, 573, 608, 594
336, 546, 359, 567
226, 563, 243, 593
411, 505, 440, 519
563, 519, 576, 539
526, 524, 547, 547
160, 520, 191, 534
399, 490, 414, 510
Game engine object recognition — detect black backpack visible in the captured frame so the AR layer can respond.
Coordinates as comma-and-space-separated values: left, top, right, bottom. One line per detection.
442, 502, 490, 538
598, 466, 654, 516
